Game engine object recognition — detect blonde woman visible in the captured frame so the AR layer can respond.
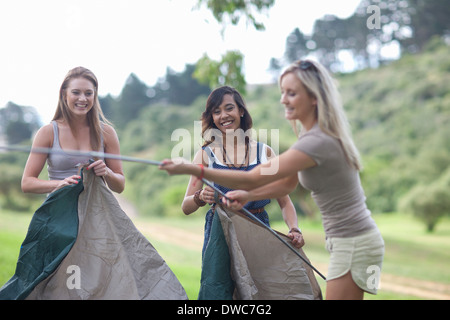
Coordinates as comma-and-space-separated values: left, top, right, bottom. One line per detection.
160, 60, 384, 300
22, 66, 125, 194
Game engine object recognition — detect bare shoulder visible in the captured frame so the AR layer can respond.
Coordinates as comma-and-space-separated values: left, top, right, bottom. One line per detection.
101, 125, 121, 157
102, 123, 119, 143
33, 123, 54, 147
38, 123, 54, 134
102, 123, 118, 136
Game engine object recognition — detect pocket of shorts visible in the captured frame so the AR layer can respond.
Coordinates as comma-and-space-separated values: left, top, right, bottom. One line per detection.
363, 231, 385, 258
325, 237, 333, 253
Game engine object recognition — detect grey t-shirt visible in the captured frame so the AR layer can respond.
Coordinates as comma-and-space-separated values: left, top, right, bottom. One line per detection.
291, 124, 376, 238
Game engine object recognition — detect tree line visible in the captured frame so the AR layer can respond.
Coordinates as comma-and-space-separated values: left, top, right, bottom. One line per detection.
1, 0, 449, 231
270, 0, 450, 73
3, 0, 449, 140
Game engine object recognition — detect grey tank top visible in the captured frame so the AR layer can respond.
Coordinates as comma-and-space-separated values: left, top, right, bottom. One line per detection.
47, 121, 104, 180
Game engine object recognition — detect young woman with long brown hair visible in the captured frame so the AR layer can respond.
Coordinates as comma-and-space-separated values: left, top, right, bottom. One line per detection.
22, 66, 125, 194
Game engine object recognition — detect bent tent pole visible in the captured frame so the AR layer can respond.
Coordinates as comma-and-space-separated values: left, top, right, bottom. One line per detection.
0, 144, 326, 280
203, 178, 327, 281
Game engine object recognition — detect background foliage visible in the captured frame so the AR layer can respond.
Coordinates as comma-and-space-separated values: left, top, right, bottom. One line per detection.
1, 0, 450, 232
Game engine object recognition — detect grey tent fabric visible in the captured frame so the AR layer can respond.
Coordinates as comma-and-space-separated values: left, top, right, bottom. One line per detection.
215, 205, 322, 300
26, 169, 187, 300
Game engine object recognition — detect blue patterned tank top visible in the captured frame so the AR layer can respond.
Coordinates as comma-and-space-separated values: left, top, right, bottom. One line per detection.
203, 142, 271, 210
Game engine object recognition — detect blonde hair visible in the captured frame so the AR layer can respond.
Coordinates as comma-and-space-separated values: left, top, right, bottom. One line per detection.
53, 66, 111, 151
280, 60, 362, 171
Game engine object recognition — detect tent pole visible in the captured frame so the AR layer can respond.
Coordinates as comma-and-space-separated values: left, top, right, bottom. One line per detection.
1, 144, 326, 280
0, 145, 161, 166
202, 178, 327, 281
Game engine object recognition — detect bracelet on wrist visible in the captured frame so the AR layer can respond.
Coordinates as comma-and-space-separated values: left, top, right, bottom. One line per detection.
194, 189, 206, 207
289, 227, 302, 234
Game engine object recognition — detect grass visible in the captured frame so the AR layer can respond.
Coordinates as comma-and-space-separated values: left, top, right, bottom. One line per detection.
374, 213, 450, 283
1, 208, 450, 300
146, 237, 202, 299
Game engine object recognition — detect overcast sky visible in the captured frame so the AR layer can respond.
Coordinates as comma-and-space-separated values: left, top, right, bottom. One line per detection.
0, 0, 361, 123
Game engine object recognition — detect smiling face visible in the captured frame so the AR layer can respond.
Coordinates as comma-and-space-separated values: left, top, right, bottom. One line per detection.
64, 77, 95, 117
212, 94, 244, 133
280, 72, 317, 127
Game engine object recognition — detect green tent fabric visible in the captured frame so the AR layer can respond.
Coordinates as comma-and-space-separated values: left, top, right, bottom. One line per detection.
198, 212, 234, 300
198, 205, 322, 300
0, 169, 187, 300
0, 176, 84, 300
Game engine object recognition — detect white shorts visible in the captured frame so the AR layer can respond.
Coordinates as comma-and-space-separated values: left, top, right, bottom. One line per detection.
325, 228, 385, 294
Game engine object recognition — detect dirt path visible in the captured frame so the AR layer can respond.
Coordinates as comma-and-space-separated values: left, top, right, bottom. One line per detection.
313, 262, 450, 300
380, 274, 450, 300
134, 219, 203, 252
115, 194, 450, 300
114, 193, 138, 219
114, 193, 203, 251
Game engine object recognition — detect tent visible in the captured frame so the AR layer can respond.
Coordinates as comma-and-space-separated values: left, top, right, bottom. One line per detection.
198, 205, 322, 300
0, 169, 187, 300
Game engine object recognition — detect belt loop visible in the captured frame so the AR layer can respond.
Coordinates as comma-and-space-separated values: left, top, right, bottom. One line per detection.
248, 207, 265, 214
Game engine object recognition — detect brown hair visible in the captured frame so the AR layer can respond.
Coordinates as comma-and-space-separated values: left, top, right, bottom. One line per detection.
53, 66, 111, 151
201, 86, 253, 147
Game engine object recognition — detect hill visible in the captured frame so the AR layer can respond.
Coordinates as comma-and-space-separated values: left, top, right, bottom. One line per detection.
1, 39, 448, 230
340, 38, 450, 215
119, 38, 450, 228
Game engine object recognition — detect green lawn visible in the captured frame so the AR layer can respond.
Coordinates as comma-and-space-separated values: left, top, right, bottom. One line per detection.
1, 209, 449, 300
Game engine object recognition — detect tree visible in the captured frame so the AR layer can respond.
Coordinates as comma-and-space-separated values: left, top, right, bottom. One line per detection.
193, 0, 275, 92
0, 102, 41, 144
114, 73, 151, 129
194, 51, 246, 93
0, 163, 24, 210
267, 57, 282, 82
284, 28, 310, 64
0, 154, 42, 211
99, 93, 118, 122
354, 0, 450, 55
399, 168, 450, 232
195, 0, 275, 31
405, 0, 450, 52
153, 64, 210, 106
310, 13, 373, 70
